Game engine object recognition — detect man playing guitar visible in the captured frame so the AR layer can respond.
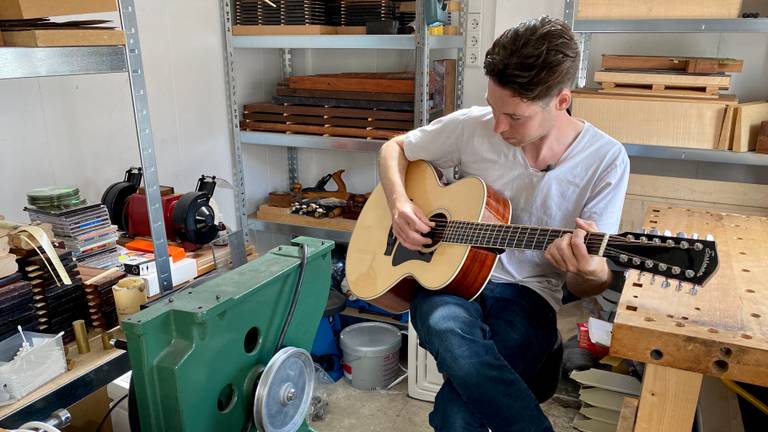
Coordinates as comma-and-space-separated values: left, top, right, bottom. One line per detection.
377, 16, 630, 432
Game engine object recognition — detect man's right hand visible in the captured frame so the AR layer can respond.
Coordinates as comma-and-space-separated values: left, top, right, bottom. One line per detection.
391, 198, 435, 251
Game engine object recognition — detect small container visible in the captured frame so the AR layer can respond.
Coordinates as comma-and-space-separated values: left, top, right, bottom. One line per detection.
0, 331, 66, 406
340, 322, 401, 390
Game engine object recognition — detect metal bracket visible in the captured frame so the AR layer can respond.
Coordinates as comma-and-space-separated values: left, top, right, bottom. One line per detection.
414, 0, 430, 128
576, 32, 591, 88
281, 48, 299, 186
455, 0, 467, 110
119, 0, 172, 293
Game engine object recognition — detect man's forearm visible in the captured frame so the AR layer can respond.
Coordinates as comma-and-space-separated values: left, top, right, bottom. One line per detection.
565, 259, 613, 298
379, 135, 410, 208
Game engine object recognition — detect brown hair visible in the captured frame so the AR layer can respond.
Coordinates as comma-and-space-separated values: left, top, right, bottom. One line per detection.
483, 16, 579, 102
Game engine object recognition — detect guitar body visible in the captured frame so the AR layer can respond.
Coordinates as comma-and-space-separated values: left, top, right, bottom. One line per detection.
346, 160, 511, 313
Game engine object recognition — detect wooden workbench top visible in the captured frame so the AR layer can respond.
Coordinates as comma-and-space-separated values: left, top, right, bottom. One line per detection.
611, 206, 768, 386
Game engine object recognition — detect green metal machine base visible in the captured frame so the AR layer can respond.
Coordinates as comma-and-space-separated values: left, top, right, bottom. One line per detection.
122, 237, 332, 431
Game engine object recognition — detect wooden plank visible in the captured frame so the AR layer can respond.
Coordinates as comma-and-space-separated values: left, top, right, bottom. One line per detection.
699, 376, 744, 432
0, 28, 125, 46
242, 121, 402, 139
616, 397, 639, 432
272, 95, 414, 111
572, 90, 730, 149
598, 85, 719, 100
443, 59, 457, 114
717, 105, 737, 150
635, 364, 702, 432
579, 388, 626, 411
580, 406, 621, 424
757, 121, 768, 154
253, 206, 356, 232
732, 101, 768, 152
570, 369, 642, 396
288, 74, 415, 94
612, 206, 768, 387
576, 0, 742, 19
595, 70, 731, 89
241, 113, 412, 130
601, 55, 744, 74
276, 84, 414, 102
244, 102, 414, 121
232, 24, 337, 35
572, 89, 737, 105
0, 0, 117, 20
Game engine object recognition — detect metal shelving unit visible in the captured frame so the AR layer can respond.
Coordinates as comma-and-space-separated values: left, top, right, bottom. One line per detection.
564, 0, 768, 168
0, 0, 168, 426
221, 0, 467, 241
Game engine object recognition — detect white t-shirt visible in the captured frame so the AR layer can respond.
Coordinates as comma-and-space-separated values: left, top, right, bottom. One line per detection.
403, 106, 630, 310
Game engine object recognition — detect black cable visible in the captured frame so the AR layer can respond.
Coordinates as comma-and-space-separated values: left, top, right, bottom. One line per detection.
274, 243, 308, 355
95, 393, 128, 432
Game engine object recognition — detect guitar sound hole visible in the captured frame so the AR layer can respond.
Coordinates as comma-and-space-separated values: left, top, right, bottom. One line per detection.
427, 212, 450, 247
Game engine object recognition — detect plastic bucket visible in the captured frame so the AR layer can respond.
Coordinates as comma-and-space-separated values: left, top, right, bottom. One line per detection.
339, 322, 401, 390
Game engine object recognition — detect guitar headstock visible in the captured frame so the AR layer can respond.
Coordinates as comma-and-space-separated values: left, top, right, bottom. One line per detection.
604, 229, 719, 292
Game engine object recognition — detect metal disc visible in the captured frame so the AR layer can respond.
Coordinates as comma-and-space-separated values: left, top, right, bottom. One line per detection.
253, 347, 315, 432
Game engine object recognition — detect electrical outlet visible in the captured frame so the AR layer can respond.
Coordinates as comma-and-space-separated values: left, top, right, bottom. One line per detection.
468, 13, 481, 32
466, 48, 481, 67
468, 34, 480, 48
465, 12, 482, 68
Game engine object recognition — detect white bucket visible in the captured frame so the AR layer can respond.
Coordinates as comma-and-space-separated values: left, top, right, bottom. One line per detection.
339, 322, 401, 390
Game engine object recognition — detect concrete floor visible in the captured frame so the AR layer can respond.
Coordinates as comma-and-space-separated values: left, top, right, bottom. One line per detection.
312, 301, 589, 432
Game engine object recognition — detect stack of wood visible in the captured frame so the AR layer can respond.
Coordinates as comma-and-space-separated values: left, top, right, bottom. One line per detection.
80, 266, 125, 331
0, 0, 124, 47
0, 273, 34, 341
15, 249, 87, 344
570, 369, 641, 432
571, 55, 765, 152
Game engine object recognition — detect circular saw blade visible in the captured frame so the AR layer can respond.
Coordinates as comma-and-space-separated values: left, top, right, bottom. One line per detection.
253, 347, 315, 432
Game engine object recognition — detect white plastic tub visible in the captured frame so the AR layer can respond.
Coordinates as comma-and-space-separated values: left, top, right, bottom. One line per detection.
0, 331, 66, 405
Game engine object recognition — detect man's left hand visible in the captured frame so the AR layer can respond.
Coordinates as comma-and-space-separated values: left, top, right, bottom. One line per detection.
544, 217, 608, 282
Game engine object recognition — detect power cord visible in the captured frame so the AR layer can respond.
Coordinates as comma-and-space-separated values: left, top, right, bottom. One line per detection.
95, 393, 128, 432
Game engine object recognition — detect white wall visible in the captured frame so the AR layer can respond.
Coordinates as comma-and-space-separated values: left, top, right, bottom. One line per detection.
0, 0, 235, 227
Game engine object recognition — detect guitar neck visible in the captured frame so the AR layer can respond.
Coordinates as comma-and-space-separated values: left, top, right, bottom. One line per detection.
437, 220, 609, 255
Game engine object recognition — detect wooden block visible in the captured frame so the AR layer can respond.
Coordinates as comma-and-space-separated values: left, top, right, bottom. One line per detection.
271, 95, 413, 111
616, 397, 639, 432
335, 26, 366, 35
602, 55, 744, 73
572, 90, 733, 149
443, 59, 457, 114
242, 113, 412, 130
1, 29, 126, 47
241, 121, 401, 139
598, 86, 720, 99
0, 0, 117, 20
594, 71, 731, 89
288, 74, 415, 94
732, 101, 768, 152
635, 364, 702, 432
717, 105, 736, 150
232, 25, 337, 35
244, 103, 414, 121
0, 253, 19, 278
698, 376, 744, 432
756, 121, 768, 154
276, 84, 414, 102
0, 237, 9, 255
576, 0, 742, 19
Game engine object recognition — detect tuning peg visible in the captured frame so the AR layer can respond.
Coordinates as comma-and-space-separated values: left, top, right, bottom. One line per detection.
694, 242, 704, 251
676, 281, 684, 292
632, 258, 641, 265
644, 260, 654, 269
663, 230, 672, 237
676, 231, 687, 238
679, 240, 689, 249
658, 263, 668, 271
661, 278, 671, 289
619, 254, 628, 263
685, 270, 695, 278
691, 233, 699, 239
650, 228, 659, 235
689, 285, 699, 296
671, 266, 681, 275
706, 234, 714, 241
640, 228, 648, 234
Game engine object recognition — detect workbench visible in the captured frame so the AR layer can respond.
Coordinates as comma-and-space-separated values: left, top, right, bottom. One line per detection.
611, 206, 767, 431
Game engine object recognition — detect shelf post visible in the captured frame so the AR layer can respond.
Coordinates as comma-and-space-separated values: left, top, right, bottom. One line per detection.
118, 0, 172, 293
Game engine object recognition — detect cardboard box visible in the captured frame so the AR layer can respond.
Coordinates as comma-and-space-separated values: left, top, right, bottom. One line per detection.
1, 29, 126, 47
576, 0, 742, 19
571, 89, 736, 150
0, 0, 117, 20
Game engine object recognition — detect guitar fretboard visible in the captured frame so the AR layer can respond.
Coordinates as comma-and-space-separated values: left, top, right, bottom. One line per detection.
437, 220, 607, 255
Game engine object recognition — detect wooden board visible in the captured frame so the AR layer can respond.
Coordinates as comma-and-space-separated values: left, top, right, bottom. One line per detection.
572, 90, 733, 149
576, 0, 742, 19
0, 0, 117, 20
244, 103, 414, 121
598, 85, 720, 99
698, 376, 744, 432
611, 206, 768, 387
272, 95, 413, 111
717, 105, 736, 150
242, 113, 412, 130
254, 205, 356, 232
0, 29, 125, 47
579, 388, 626, 411
288, 73, 415, 94
595, 70, 731, 89
276, 84, 414, 102
232, 24, 337, 35
616, 397, 639, 432
241, 121, 402, 139
570, 369, 642, 395
601, 55, 744, 74
757, 121, 768, 154
634, 364, 702, 432
185, 243, 257, 277
732, 101, 768, 152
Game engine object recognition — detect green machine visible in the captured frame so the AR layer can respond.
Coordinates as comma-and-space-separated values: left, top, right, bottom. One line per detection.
122, 237, 333, 431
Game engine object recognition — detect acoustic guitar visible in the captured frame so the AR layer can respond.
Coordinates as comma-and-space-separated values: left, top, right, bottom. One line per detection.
346, 160, 719, 313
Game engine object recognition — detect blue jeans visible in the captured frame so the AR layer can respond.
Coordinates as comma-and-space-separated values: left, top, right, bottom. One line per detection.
411, 282, 558, 432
